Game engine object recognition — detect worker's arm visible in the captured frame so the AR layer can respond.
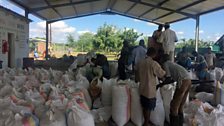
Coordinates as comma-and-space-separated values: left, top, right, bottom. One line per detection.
156, 77, 175, 89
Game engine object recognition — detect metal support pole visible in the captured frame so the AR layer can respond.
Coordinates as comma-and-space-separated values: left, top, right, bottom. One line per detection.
195, 16, 200, 51
25, 9, 29, 18
46, 21, 49, 60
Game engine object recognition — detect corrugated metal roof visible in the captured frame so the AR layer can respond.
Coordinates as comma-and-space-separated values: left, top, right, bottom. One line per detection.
8, 0, 224, 24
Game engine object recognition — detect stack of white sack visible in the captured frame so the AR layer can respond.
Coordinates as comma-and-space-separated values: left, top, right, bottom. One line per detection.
0, 67, 96, 126
184, 100, 224, 126
110, 79, 165, 126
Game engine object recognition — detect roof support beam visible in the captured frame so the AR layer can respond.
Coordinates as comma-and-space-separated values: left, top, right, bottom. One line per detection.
125, 3, 137, 14
44, 0, 62, 18
195, 16, 200, 51
198, 5, 224, 16
167, 17, 190, 24
31, 0, 102, 12
128, 0, 196, 19
69, 0, 77, 15
139, 0, 169, 18
152, 0, 206, 21
108, 0, 117, 10
8, 0, 47, 20
110, 10, 162, 25
48, 11, 106, 23
46, 21, 49, 60
25, 9, 29, 18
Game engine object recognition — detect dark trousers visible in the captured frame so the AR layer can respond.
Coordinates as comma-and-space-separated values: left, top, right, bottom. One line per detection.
118, 60, 126, 80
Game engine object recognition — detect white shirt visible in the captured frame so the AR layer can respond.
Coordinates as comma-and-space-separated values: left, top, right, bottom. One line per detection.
159, 29, 178, 52
132, 46, 147, 65
204, 53, 216, 66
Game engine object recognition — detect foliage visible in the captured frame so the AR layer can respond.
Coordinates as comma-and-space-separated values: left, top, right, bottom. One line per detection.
93, 24, 123, 52
176, 39, 215, 48
65, 23, 142, 52
119, 28, 143, 46
29, 41, 36, 52
75, 32, 94, 52
66, 34, 76, 47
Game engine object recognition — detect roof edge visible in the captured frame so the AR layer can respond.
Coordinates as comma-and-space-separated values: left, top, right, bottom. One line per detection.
0, 5, 32, 22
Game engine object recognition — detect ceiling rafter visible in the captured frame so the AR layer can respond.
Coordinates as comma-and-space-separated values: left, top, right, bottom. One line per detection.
152, 0, 206, 21
8, 0, 47, 20
30, 0, 101, 12
110, 10, 162, 25
128, 0, 196, 19
44, 0, 62, 18
124, 2, 137, 14
69, 0, 77, 15
49, 11, 106, 23
138, 0, 170, 18
109, 0, 117, 9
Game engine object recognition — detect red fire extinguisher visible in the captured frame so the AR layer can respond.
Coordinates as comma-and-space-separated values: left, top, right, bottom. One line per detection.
2, 40, 8, 54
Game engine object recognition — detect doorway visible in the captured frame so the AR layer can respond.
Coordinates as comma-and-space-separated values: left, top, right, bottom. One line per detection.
8, 33, 15, 68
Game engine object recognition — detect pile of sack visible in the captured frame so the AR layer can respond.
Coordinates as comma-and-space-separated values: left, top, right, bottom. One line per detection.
184, 100, 224, 126
0, 67, 94, 126
94, 79, 169, 126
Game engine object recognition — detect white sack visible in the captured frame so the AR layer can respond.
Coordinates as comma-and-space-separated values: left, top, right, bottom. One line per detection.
160, 84, 175, 123
195, 92, 214, 103
215, 68, 223, 81
101, 78, 116, 106
67, 106, 94, 126
75, 74, 90, 89
0, 110, 23, 126
40, 110, 66, 126
82, 88, 92, 109
112, 85, 130, 126
0, 84, 13, 97
91, 106, 112, 123
150, 89, 165, 126
188, 70, 198, 80
131, 88, 144, 126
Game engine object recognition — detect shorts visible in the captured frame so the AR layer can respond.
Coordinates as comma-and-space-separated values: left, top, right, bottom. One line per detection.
140, 95, 156, 111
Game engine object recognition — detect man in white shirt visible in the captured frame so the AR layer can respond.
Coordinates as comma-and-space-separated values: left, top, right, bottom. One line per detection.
132, 39, 147, 68
204, 47, 216, 69
159, 23, 178, 62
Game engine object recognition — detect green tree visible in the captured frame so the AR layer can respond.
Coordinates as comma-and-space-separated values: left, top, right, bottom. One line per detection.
75, 32, 94, 52
66, 34, 76, 47
119, 28, 143, 45
93, 23, 122, 52
176, 39, 214, 48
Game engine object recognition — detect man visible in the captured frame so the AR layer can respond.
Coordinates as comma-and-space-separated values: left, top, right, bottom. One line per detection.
159, 23, 178, 62
160, 54, 191, 126
192, 51, 208, 80
204, 47, 216, 69
148, 24, 163, 50
152, 24, 163, 42
136, 48, 166, 126
118, 40, 132, 80
176, 46, 192, 70
132, 39, 147, 69
92, 53, 111, 80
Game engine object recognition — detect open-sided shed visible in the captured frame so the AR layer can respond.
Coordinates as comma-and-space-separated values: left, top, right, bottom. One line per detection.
8, 0, 224, 58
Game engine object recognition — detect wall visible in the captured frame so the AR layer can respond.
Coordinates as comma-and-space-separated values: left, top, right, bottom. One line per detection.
0, 7, 29, 68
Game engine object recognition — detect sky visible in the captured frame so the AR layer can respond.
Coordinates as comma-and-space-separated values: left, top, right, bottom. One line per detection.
0, 0, 224, 43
